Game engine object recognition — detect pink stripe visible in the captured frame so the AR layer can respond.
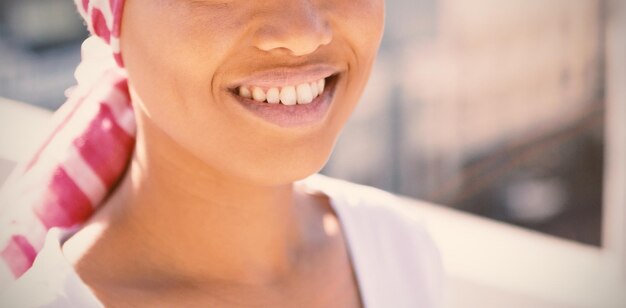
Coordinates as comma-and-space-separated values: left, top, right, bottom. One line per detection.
35, 168, 94, 229
114, 78, 131, 103
111, 0, 124, 38
23, 72, 131, 174
23, 93, 90, 173
1, 235, 37, 277
74, 103, 134, 188
82, 0, 89, 11
113, 52, 124, 67
91, 8, 111, 44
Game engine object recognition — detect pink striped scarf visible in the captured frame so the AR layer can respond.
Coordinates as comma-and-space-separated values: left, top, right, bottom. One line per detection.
0, 0, 131, 283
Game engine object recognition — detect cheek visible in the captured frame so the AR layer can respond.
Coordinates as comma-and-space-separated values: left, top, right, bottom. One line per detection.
351, 0, 385, 68
331, 0, 385, 52
122, 7, 189, 115
328, 0, 385, 123
121, 0, 249, 144
121, 2, 255, 169
330, 0, 385, 82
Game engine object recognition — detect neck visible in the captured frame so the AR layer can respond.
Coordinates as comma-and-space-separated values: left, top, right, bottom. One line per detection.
76, 112, 323, 286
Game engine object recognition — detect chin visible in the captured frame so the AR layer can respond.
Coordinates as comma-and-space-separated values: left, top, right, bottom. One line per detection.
217, 146, 333, 187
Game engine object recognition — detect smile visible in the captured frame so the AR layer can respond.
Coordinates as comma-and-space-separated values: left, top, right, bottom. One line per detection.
226, 65, 342, 128
236, 77, 327, 105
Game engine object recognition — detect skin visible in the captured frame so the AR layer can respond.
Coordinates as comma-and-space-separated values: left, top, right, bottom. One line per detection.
62, 0, 384, 306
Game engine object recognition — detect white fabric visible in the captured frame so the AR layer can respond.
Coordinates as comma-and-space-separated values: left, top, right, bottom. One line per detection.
0, 174, 443, 308
0, 228, 103, 308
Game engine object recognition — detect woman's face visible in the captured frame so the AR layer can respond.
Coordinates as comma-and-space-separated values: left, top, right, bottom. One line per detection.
121, 0, 384, 185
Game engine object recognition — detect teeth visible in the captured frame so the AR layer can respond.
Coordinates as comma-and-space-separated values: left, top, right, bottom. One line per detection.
266, 88, 280, 104
236, 77, 328, 105
310, 82, 319, 97
239, 86, 252, 99
252, 87, 266, 102
296, 83, 313, 104
280, 86, 297, 106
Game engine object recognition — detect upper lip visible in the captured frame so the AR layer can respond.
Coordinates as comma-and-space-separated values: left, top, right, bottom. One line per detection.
228, 64, 342, 90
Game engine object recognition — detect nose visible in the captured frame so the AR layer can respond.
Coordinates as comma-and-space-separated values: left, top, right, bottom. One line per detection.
252, 1, 333, 57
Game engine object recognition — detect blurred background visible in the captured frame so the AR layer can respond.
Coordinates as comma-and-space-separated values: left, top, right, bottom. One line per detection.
0, 0, 606, 246
327, 0, 606, 247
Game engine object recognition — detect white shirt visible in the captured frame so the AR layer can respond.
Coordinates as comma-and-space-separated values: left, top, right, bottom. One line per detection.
0, 174, 444, 307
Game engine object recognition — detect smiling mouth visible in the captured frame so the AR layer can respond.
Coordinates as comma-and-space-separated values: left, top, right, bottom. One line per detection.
229, 74, 339, 105
226, 74, 341, 127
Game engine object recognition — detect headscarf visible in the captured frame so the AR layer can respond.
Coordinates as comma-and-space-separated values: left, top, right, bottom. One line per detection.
0, 0, 132, 284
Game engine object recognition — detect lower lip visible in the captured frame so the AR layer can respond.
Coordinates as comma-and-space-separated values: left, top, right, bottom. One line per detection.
227, 76, 339, 128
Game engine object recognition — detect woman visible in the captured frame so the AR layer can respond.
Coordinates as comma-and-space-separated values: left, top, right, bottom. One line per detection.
0, 0, 442, 307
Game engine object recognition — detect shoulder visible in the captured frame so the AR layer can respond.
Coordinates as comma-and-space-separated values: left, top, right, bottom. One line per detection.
0, 229, 103, 308
305, 173, 440, 247
304, 174, 444, 307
